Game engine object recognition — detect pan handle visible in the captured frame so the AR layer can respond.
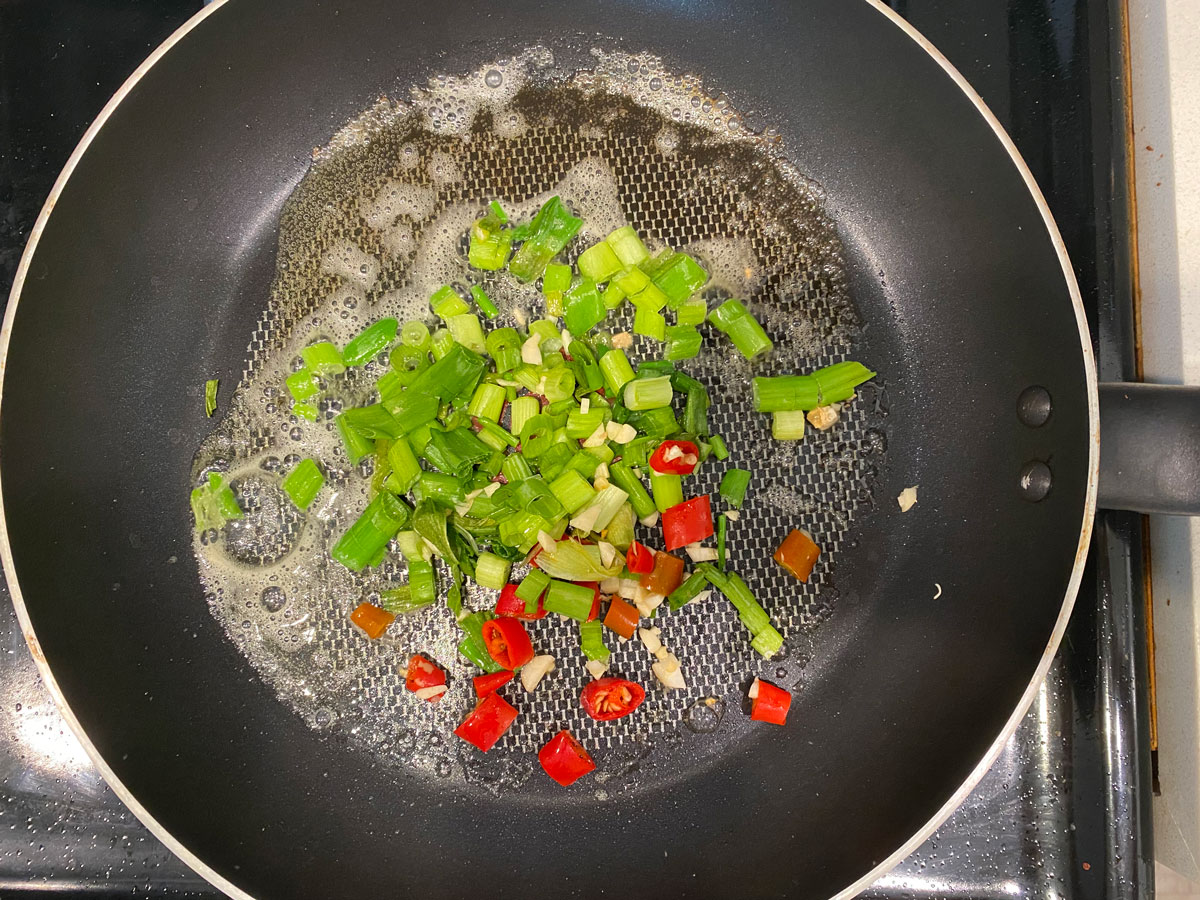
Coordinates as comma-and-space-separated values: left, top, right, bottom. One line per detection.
1099, 382, 1200, 514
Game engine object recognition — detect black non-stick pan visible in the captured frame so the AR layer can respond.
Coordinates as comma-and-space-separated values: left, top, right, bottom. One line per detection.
2, 1, 1191, 898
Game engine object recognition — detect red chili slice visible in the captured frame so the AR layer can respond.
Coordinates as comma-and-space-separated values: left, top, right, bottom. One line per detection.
454, 692, 519, 752
625, 540, 655, 575
649, 439, 700, 475
661, 495, 714, 551
473, 670, 514, 698
494, 583, 548, 620
481, 618, 535, 670
538, 729, 596, 785
580, 677, 646, 721
749, 679, 792, 726
404, 654, 447, 701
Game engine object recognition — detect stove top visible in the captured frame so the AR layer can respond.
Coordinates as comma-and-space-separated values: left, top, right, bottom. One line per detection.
0, 1, 1153, 897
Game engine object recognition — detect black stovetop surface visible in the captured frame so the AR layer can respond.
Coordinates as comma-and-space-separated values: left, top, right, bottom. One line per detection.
0, 1, 1152, 897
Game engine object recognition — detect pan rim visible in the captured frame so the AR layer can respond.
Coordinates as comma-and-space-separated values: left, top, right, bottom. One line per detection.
0, 1, 1100, 898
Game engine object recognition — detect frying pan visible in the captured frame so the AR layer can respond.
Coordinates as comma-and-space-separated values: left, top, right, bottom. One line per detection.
2, 0, 1190, 897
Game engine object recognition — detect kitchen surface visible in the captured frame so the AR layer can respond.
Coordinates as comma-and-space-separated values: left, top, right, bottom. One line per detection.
0, 0, 1182, 896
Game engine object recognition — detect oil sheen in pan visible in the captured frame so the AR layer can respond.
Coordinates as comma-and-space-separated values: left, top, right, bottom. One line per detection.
190, 47, 887, 797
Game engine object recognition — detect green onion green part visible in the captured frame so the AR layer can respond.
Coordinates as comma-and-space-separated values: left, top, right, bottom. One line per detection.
282, 458, 325, 509
543, 579, 595, 621
204, 379, 219, 417
343, 318, 398, 366
473, 551, 512, 590
623, 375, 673, 411
579, 619, 611, 663
718, 468, 752, 508
301, 341, 345, 376
331, 491, 412, 572
751, 361, 877, 412
470, 285, 500, 319
771, 410, 807, 441
650, 470, 683, 513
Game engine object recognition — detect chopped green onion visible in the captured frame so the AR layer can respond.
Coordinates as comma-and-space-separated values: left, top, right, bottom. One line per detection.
468, 383, 506, 423
470, 285, 500, 319
709, 434, 729, 460
650, 471, 683, 513
516, 569, 551, 615
413, 471, 465, 508
431, 285, 470, 320
474, 551, 512, 590
772, 410, 807, 440
282, 458, 325, 509
536, 442, 576, 481
683, 383, 709, 436
579, 619, 611, 663
476, 419, 517, 451
675, 297, 708, 326
331, 491, 412, 572
301, 341, 345, 376
385, 392, 439, 435
542, 263, 572, 294
719, 468, 752, 508
543, 367, 577, 403
379, 584, 432, 615
388, 345, 430, 385
606, 225, 651, 267
664, 325, 702, 361
564, 278, 606, 335
707, 299, 773, 360
337, 416, 375, 464
395, 530, 427, 563
602, 282, 626, 310
631, 283, 670, 314
514, 477, 566, 520
430, 327, 455, 359
468, 214, 513, 271
286, 369, 319, 402
567, 451, 602, 479
343, 318, 398, 366
204, 379, 219, 417
498, 510, 554, 553
632, 303, 666, 341
519, 413, 554, 458
502, 453, 534, 483
458, 610, 503, 672
484, 327, 521, 373
621, 436, 657, 468
750, 626, 784, 657
543, 579, 595, 621
340, 404, 402, 440
565, 407, 607, 439
751, 361, 877, 412
623, 375, 673, 411
668, 570, 708, 611
509, 196, 583, 283
717, 513, 727, 569
577, 241, 623, 282
549, 469, 596, 515
599, 348, 635, 397
190, 472, 243, 532
423, 427, 492, 477
408, 344, 489, 401
652, 252, 708, 306
510, 395, 540, 437
382, 436, 420, 495
446, 313, 486, 353
613, 264, 651, 295
696, 564, 780, 657
477, 448, 506, 477
409, 559, 439, 607
578, 484, 629, 531
401, 320, 431, 350
629, 406, 680, 439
